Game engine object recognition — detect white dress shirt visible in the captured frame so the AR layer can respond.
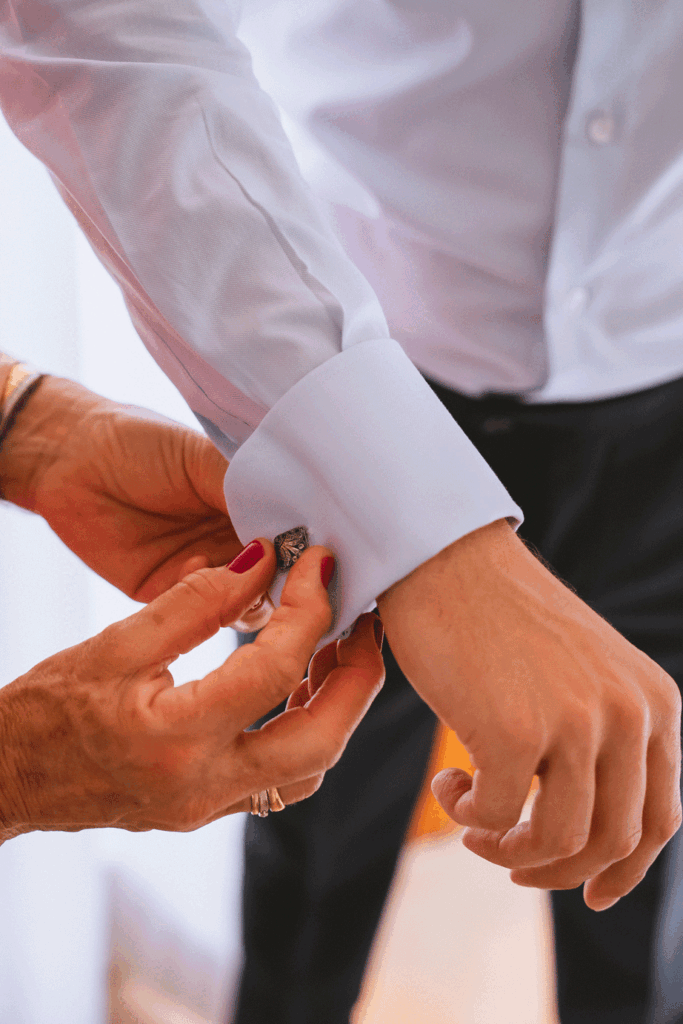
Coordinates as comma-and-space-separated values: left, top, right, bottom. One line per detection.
2, 1, 681, 645
245, 0, 683, 404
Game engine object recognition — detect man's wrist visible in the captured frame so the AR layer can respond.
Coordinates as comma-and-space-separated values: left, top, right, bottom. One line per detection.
376, 517, 517, 609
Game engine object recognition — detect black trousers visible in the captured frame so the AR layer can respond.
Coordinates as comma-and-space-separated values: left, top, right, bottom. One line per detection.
231, 373, 683, 1024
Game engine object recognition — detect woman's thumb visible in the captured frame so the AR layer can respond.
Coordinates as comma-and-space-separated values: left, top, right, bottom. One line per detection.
99, 539, 277, 670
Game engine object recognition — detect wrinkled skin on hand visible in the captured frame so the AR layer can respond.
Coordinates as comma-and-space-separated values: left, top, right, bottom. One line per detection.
0, 543, 385, 840
0, 375, 244, 600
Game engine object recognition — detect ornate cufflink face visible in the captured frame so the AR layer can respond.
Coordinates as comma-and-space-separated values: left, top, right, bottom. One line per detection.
274, 526, 310, 570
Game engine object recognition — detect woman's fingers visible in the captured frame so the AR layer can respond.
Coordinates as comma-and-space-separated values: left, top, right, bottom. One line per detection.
286, 676, 315, 711
177, 553, 211, 579
182, 429, 230, 515
307, 639, 340, 698
274, 775, 327, 807
206, 547, 337, 730
97, 538, 278, 675
206, 774, 328, 819
242, 612, 385, 784
191, 615, 383, 822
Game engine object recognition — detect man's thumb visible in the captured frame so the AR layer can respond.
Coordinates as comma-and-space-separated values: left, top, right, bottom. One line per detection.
431, 767, 474, 821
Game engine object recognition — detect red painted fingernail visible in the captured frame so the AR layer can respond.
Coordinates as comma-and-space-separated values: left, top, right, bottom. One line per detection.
373, 616, 384, 652
320, 556, 336, 589
227, 540, 264, 574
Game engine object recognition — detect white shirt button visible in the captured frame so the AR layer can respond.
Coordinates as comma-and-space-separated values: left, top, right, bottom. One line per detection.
566, 286, 590, 313
586, 112, 615, 145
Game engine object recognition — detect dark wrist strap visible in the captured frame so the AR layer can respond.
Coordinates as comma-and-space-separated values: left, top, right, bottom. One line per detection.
0, 358, 46, 499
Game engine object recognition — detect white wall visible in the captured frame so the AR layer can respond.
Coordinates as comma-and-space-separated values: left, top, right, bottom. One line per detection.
0, 106, 244, 1024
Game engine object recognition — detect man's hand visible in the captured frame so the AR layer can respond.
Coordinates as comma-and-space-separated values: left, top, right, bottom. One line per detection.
376, 518, 682, 911
0, 375, 271, 621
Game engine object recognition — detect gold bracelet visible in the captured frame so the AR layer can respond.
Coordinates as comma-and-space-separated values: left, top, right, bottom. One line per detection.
0, 354, 46, 490
0, 356, 46, 503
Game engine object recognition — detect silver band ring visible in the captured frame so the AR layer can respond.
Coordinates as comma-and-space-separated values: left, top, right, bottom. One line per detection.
250, 786, 286, 816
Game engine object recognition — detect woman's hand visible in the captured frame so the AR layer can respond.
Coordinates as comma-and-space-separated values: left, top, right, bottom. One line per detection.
0, 540, 385, 840
0, 375, 271, 619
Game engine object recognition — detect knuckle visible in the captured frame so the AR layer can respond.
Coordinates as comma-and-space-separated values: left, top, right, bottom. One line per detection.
648, 668, 681, 727
658, 667, 681, 707
477, 808, 520, 832
563, 703, 600, 748
554, 830, 590, 859
305, 723, 348, 774
270, 649, 306, 693
610, 828, 643, 862
98, 619, 126, 650
253, 643, 304, 700
611, 695, 648, 737
176, 569, 223, 606
239, 736, 267, 781
90, 621, 128, 672
497, 720, 543, 761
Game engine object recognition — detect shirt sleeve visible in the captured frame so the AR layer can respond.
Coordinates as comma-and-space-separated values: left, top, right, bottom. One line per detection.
0, 0, 522, 648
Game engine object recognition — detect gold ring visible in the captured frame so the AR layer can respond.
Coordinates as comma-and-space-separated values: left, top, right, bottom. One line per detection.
267, 787, 286, 812
249, 787, 285, 816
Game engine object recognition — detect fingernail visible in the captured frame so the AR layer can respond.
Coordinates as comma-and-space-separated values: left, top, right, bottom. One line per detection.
320, 556, 336, 590
227, 540, 264, 574
373, 616, 384, 652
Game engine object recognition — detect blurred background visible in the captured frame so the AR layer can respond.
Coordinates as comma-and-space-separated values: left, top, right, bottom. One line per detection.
0, 91, 245, 1024
0, 5, 559, 1020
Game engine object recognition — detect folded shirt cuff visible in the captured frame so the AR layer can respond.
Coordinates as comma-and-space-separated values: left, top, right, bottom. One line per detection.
222, 338, 523, 651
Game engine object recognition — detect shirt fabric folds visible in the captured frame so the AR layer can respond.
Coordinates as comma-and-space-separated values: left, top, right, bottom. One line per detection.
3, 0, 681, 644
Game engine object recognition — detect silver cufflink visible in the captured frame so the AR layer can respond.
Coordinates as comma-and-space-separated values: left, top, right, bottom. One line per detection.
274, 526, 310, 570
